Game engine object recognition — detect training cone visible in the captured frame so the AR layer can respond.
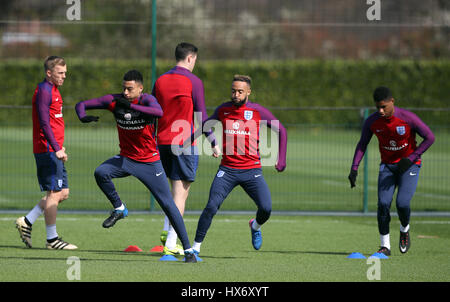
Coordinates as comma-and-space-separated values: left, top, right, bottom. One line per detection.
369, 252, 389, 259
124, 245, 143, 252
347, 252, 366, 259
159, 254, 178, 261
150, 245, 164, 253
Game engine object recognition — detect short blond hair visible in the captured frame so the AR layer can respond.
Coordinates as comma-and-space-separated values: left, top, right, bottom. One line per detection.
44, 56, 66, 72
233, 74, 252, 87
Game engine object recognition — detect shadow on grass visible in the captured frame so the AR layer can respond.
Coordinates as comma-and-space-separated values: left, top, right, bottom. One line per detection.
0, 244, 240, 261
259, 250, 352, 256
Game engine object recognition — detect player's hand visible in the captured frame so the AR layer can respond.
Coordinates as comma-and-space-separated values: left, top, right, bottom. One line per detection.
80, 115, 99, 123
275, 161, 286, 172
212, 145, 221, 158
56, 147, 68, 162
113, 97, 131, 110
348, 169, 357, 188
397, 158, 413, 174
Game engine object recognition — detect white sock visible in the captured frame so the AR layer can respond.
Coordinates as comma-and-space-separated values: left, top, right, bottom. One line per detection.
400, 224, 410, 233
252, 219, 261, 231
115, 204, 125, 211
46, 224, 58, 241
380, 233, 391, 250
163, 216, 170, 232
192, 241, 202, 252
165, 225, 178, 249
25, 204, 44, 225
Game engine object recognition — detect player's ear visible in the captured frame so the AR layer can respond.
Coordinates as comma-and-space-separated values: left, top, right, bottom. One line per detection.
186, 54, 194, 64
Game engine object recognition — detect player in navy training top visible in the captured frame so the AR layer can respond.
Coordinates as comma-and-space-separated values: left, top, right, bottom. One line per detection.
75, 70, 197, 262
349, 86, 435, 256
187, 75, 287, 254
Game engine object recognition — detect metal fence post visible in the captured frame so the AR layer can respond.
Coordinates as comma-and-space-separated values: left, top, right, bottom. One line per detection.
150, 0, 157, 212
362, 107, 369, 213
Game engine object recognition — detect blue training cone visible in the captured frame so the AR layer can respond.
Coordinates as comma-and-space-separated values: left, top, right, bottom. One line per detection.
347, 252, 366, 259
369, 252, 389, 259
159, 254, 179, 261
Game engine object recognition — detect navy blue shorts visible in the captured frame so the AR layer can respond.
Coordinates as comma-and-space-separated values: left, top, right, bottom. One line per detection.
158, 145, 198, 182
34, 152, 68, 192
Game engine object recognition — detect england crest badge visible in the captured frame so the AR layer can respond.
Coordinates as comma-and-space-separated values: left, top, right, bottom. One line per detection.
244, 110, 253, 120
396, 126, 406, 135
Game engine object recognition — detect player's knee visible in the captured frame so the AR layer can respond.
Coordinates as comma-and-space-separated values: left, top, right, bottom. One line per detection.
59, 190, 69, 203
377, 200, 391, 213
94, 167, 109, 182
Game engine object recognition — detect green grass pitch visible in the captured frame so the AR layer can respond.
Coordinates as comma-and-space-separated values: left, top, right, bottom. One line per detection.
0, 123, 449, 285
1, 213, 449, 282
1, 126, 449, 212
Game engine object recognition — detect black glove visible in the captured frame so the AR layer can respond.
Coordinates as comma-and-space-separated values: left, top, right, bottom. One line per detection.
348, 170, 358, 188
113, 97, 131, 110
397, 158, 413, 174
80, 115, 99, 123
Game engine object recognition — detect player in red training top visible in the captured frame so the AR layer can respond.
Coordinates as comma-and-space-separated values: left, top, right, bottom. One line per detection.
349, 86, 435, 256
75, 70, 197, 262
188, 75, 287, 255
15, 56, 77, 250
152, 42, 220, 255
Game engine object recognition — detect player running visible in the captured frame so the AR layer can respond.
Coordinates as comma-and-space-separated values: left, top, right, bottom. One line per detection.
152, 42, 220, 256
188, 75, 287, 255
15, 56, 77, 250
349, 86, 435, 256
75, 69, 197, 262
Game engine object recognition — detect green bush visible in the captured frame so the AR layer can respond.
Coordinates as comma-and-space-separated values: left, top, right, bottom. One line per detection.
1, 59, 448, 125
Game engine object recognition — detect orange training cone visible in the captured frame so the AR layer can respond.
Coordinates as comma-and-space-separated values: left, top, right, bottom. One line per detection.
150, 245, 164, 252
124, 245, 143, 252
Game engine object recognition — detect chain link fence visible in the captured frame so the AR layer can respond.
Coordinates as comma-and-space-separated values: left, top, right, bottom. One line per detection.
1, 106, 448, 213
0, 1, 448, 213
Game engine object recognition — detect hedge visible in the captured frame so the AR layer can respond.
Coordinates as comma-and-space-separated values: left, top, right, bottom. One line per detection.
1, 59, 448, 125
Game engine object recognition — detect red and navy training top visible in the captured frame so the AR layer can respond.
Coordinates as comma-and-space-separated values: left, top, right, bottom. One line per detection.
75, 93, 162, 163
204, 101, 287, 170
32, 79, 64, 153
152, 66, 211, 146
351, 106, 435, 170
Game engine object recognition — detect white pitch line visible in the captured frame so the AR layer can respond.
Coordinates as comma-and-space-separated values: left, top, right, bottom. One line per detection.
0, 195, 16, 204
